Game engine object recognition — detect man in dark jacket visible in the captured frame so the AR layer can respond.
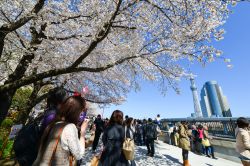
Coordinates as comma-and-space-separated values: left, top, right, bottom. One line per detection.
142, 119, 147, 145
135, 120, 144, 146
92, 114, 105, 152
145, 118, 157, 157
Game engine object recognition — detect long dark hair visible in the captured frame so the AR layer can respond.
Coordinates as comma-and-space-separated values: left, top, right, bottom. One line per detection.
47, 87, 67, 108
109, 110, 124, 126
57, 96, 86, 125
39, 96, 87, 158
126, 117, 133, 127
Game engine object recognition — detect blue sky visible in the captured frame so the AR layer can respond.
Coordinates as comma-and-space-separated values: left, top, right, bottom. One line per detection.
103, 2, 250, 119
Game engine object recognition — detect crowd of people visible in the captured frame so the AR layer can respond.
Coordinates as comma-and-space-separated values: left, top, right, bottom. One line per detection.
89, 113, 163, 166
165, 121, 217, 166
168, 122, 217, 160
12, 88, 250, 166
165, 118, 250, 166
89, 113, 162, 165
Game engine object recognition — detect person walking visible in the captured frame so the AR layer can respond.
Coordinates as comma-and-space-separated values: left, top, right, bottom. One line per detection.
100, 110, 129, 166
142, 119, 147, 146
92, 114, 105, 152
197, 124, 205, 155
191, 125, 198, 153
203, 125, 217, 159
33, 96, 89, 166
235, 117, 250, 166
170, 127, 179, 146
125, 117, 136, 166
135, 120, 144, 146
145, 118, 157, 157
156, 114, 161, 127
154, 120, 162, 143
178, 121, 191, 166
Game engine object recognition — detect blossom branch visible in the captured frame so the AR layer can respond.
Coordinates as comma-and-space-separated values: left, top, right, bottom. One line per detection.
0, 0, 45, 58
70, 0, 123, 68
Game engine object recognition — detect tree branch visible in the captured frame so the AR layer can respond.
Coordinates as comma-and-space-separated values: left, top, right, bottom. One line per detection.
70, 0, 123, 68
0, 55, 139, 92
112, 25, 136, 30
0, 0, 45, 58
50, 14, 94, 25
5, 24, 46, 84
45, 34, 91, 41
144, 0, 173, 23
0, 10, 27, 48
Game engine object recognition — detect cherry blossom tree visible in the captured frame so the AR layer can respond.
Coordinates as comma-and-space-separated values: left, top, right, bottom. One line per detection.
0, 0, 235, 123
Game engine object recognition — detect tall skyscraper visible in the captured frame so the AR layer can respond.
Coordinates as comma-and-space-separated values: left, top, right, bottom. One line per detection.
200, 81, 232, 117
190, 76, 203, 117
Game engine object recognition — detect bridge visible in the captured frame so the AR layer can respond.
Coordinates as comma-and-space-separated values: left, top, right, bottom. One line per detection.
161, 117, 250, 139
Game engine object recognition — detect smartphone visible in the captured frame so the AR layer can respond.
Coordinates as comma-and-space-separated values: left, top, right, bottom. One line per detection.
78, 111, 87, 125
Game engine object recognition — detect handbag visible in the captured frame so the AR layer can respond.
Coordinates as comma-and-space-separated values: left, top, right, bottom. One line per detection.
122, 126, 135, 160
202, 138, 211, 147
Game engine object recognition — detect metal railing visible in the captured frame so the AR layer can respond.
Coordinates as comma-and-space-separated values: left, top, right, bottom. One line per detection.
160, 117, 250, 139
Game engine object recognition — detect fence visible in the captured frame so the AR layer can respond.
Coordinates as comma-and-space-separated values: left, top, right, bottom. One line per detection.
160, 117, 250, 139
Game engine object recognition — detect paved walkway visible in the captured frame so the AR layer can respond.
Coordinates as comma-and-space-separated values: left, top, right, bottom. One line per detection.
82, 141, 241, 166
0, 141, 241, 166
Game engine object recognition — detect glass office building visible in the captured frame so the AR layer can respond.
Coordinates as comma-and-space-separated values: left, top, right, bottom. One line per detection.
200, 81, 232, 117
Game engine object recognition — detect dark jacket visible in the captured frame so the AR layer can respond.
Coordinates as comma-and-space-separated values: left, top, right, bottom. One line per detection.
145, 122, 157, 140
42, 106, 58, 130
135, 124, 143, 136
94, 118, 105, 132
100, 124, 129, 166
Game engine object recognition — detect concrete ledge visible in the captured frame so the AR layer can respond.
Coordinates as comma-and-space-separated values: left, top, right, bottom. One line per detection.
210, 138, 235, 149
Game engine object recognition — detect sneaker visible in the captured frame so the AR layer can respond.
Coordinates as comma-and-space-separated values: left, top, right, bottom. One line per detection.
150, 154, 154, 157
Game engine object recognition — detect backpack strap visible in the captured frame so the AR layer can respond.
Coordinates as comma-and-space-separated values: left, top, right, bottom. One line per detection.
49, 126, 64, 165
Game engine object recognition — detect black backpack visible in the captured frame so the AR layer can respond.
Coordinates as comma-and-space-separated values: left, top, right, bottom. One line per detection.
145, 123, 157, 140
13, 116, 44, 166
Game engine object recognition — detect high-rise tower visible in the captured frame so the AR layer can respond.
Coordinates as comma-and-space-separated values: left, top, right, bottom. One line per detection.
190, 76, 203, 117
200, 81, 232, 117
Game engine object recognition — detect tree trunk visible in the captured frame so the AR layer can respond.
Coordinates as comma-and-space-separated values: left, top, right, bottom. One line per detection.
17, 84, 40, 124
0, 90, 16, 124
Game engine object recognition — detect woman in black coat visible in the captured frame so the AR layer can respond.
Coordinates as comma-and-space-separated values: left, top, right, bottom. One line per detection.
100, 110, 129, 166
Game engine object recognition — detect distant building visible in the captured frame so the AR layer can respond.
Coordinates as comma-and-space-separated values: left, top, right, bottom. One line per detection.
200, 81, 232, 118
